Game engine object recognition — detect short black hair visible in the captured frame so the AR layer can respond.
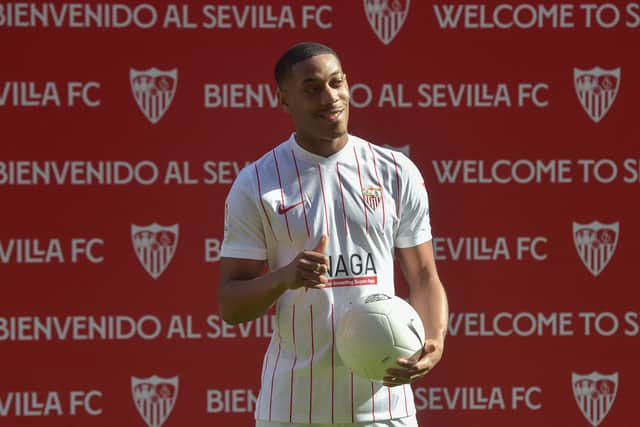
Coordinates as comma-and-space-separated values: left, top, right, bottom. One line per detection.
274, 42, 340, 87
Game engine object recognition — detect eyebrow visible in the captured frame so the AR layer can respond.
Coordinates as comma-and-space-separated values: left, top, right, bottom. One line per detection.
301, 71, 343, 84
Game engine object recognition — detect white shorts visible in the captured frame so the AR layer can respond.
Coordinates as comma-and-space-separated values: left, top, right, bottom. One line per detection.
256, 416, 418, 427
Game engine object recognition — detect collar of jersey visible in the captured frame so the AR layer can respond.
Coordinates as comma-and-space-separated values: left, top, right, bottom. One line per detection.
289, 132, 353, 165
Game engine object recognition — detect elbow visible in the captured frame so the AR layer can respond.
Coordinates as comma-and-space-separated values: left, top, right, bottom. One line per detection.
220, 307, 244, 325
218, 285, 241, 325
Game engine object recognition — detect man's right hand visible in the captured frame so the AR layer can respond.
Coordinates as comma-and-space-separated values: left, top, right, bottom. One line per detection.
281, 235, 329, 290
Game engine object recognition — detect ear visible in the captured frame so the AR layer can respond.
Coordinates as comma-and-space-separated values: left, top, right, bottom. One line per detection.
277, 88, 290, 113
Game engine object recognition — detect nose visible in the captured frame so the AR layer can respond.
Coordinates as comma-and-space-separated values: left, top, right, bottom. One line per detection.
319, 84, 340, 106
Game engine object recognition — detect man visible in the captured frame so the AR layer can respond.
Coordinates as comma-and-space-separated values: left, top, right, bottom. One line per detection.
219, 42, 448, 427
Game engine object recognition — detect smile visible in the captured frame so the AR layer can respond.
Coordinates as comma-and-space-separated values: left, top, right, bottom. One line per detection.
318, 109, 344, 121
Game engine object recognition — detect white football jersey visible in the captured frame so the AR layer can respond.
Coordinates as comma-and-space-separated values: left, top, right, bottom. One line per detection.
222, 133, 431, 424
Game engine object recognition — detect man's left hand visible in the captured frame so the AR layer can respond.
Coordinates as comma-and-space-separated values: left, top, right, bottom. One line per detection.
382, 338, 444, 387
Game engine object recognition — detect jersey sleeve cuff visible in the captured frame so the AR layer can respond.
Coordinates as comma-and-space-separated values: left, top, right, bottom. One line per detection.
394, 232, 432, 249
221, 246, 267, 260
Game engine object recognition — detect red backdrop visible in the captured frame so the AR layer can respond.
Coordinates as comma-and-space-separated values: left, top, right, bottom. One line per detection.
1, 1, 637, 426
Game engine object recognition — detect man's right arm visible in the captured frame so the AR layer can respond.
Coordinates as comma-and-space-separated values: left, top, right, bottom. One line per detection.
218, 257, 287, 325
218, 236, 330, 325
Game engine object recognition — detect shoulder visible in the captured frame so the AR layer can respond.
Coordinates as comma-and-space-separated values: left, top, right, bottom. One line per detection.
351, 134, 418, 174
232, 136, 292, 190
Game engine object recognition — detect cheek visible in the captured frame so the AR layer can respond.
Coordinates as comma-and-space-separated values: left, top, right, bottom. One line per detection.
340, 89, 350, 104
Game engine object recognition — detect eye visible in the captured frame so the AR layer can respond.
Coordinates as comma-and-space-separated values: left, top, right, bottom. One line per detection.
304, 86, 320, 94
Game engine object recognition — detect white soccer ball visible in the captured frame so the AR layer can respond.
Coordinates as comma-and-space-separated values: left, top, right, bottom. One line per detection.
336, 293, 425, 381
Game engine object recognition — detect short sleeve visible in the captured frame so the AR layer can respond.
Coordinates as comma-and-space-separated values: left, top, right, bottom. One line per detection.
221, 166, 267, 260
394, 155, 432, 248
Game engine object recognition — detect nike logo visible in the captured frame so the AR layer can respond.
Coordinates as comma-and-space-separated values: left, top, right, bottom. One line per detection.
277, 201, 304, 215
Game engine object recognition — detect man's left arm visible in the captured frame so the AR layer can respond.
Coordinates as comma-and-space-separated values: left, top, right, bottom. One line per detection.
384, 240, 448, 387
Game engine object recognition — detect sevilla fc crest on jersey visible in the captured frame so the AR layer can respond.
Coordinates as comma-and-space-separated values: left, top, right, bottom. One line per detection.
130, 67, 178, 124
572, 372, 618, 427
363, 0, 410, 45
573, 221, 619, 277
131, 223, 179, 279
574, 67, 620, 123
363, 187, 383, 211
131, 375, 179, 427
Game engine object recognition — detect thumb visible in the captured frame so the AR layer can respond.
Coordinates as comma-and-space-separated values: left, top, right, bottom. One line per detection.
313, 235, 328, 253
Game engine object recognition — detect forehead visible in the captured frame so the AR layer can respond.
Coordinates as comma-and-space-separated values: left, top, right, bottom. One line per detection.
288, 54, 343, 84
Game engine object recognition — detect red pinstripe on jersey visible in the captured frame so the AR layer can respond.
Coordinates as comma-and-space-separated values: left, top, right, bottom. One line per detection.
256, 351, 268, 416
289, 304, 297, 422
368, 142, 386, 229
317, 164, 329, 235
336, 162, 349, 236
254, 164, 277, 240
351, 373, 355, 423
309, 305, 314, 423
291, 150, 310, 237
272, 149, 293, 242
353, 147, 368, 233
388, 387, 392, 418
371, 382, 376, 421
330, 303, 335, 423
390, 152, 401, 217
403, 384, 409, 416
268, 341, 281, 421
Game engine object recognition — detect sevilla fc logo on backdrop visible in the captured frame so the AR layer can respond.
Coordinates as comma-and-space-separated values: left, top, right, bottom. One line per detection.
131, 223, 179, 279
130, 67, 178, 124
574, 67, 620, 123
131, 375, 179, 427
572, 221, 619, 277
572, 372, 618, 427
363, 187, 383, 211
363, 0, 410, 45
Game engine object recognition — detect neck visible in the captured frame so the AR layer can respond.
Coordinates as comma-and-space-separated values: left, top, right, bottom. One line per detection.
294, 133, 348, 158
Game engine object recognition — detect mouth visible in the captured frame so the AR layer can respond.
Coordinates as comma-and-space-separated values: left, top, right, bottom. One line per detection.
317, 108, 345, 122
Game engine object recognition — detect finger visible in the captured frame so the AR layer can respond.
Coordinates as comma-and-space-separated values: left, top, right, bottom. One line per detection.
298, 270, 328, 287
299, 258, 328, 274
387, 367, 429, 378
312, 235, 328, 253
383, 376, 410, 387
301, 251, 330, 267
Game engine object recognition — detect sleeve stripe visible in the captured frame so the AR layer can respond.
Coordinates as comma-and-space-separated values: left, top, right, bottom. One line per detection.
255, 163, 277, 241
